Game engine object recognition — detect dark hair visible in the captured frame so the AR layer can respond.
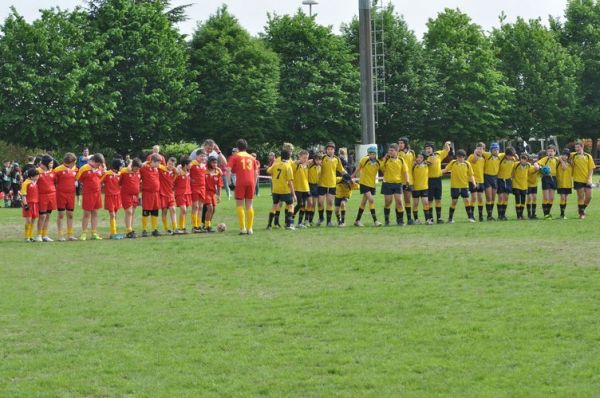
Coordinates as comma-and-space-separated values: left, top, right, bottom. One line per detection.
111, 158, 123, 171
63, 152, 77, 164
505, 147, 516, 156
179, 156, 191, 167
326, 142, 336, 149
520, 153, 530, 160
150, 154, 161, 163
41, 155, 53, 168
547, 144, 556, 151
312, 153, 323, 161
131, 158, 143, 168
92, 153, 105, 165
424, 142, 435, 150
398, 137, 409, 146
281, 150, 291, 160
168, 157, 177, 164
562, 148, 571, 157
456, 149, 467, 157
236, 139, 248, 151
26, 167, 39, 178
195, 148, 205, 157
34, 156, 42, 166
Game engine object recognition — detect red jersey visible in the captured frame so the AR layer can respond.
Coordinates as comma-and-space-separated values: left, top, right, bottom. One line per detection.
140, 164, 160, 193
36, 167, 57, 194
20, 178, 39, 203
189, 160, 207, 191
146, 153, 166, 165
159, 166, 175, 196
227, 152, 257, 186
76, 164, 104, 193
174, 171, 191, 195
205, 168, 223, 193
120, 167, 141, 195
54, 164, 78, 193
102, 170, 121, 195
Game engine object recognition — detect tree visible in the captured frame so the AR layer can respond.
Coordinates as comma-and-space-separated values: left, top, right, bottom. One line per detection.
187, 6, 280, 149
264, 10, 360, 147
0, 7, 115, 149
87, 0, 196, 153
492, 17, 579, 141
341, 4, 438, 144
554, 0, 600, 156
423, 9, 512, 147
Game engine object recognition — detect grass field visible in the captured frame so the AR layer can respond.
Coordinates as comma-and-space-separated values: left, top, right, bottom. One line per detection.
1, 182, 599, 397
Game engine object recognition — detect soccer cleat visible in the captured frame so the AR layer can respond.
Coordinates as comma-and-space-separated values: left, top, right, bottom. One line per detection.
479, 216, 484, 222
413, 219, 422, 225
316, 219, 323, 227
374, 220, 382, 227
354, 221, 364, 227
42, 236, 54, 242
544, 214, 553, 220
192, 227, 201, 234
437, 219, 444, 224
397, 221, 405, 227
34, 235, 43, 242
57, 236, 66, 242
407, 219, 414, 225
326, 222, 334, 227
166, 230, 174, 236
142, 230, 148, 237
338, 222, 345, 227
384, 220, 390, 227
285, 225, 296, 231
67, 236, 79, 241
579, 214, 586, 220
273, 224, 282, 229
426, 219, 434, 225
560, 215, 567, 220
530, 215, 538, 220
468, 218, 476, 223
25, 238, 33, 243
447, 219, 455, 224
126, 231, 137, 239
487, 216, 496, 221
206, 227, 216, 233
90, 233, 102, 240
239, 229, 248, 235
247, 229, 254, 235
79, 234, 87, 241
266, 225, 272, 230
296, 223, 307, 229
151, 230, 161, 237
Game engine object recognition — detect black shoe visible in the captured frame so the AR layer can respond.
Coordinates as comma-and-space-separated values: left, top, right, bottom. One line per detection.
152, 230, 161, 237
407, 219, 414, 225
437, 219, 444, 224
166, 230, 174, 236
126, 231, 137, 239
192, 227, 202, 234
206, 227, 216, 233
487, 216, 496, 221
479, 215, 484, 222
141, 230, 148, 238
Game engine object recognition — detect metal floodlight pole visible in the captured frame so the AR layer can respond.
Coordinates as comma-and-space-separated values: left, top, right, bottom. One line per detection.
302, 0, 319, 16
359, 0, 376, 145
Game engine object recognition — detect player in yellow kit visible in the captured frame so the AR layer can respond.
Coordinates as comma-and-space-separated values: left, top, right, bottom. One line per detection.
424, 141, 451, 223
411, 152, 433, 225
526, 154, 540, 219
267, 150, 296, 230
444, 149, 476, 223
557, 149, 574, 219
381, 144, 409, 226
352, 146, 382, 227
496, 147, 517, 220
334, 174, 359, 226
483, 143, 501, 221
306, 153, 322, 226
512, 153, 535, 220
317, 142, 346, 227
535, 145, 560, 219
293, 150, 310, 228
398, 137, 416, 225
467, 143, 486, 221
570, 140, 596, 219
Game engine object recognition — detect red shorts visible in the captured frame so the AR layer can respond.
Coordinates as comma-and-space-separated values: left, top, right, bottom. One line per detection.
205, 192, 217, 206
39, 192, 57, 213
82, 191, 102, 211
121, 193, 139, 209
56, 191, 75, 211
160, 194, 176, 209
142, 191, 160, 211
104, 194, 122, 212
175, 194, 192, 207
22, 202, 39, 218
191, 189, 206, 203
235, 182, 255, 200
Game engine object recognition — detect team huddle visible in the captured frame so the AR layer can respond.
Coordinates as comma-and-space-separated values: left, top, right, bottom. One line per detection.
265, 138, 596, 230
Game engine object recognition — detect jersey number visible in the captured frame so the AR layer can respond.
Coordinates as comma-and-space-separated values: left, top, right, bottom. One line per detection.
241, 158, 254, 170
276, 169, 282, 179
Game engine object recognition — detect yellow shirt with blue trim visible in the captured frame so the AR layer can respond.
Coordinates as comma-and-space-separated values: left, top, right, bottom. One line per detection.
357, 156, 381, 188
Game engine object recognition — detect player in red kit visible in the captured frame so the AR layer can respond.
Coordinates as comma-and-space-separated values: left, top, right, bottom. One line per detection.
159, 157, 178, 235
204, 156, 223, 232
35, 155, 57, 242
102, 159, 123, 239
189, 150, 207, 232
140, 154, 162, 237
174, 157, 192, 234
227, 139, 258, 235
54, 153, 78, 241
120, 158, 142, 238
76, 153, 105, 240
21, 168, 40, 242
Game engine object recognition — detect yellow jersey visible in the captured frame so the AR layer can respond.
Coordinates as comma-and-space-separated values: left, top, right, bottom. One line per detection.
467, 154, 485, 183
444, 160, 474, 189
307, 164, 321, 185
426, 149, 449, 178
537, 156, 560, 177
399, 150, 415, 183
381, 157, 407, 184
512, 163, 534, 190
293, 162, 309, 192
335, 177, 359, 199
570, 152, 595, 183
268, 160, 294, 194
556, 161, 573, 189
412, 162, 429, 191
483, 152, 502, 176
497, 154, 516, 180
357, 156, 381, 188
319, 156, 345, 188
527, 165, 539, 188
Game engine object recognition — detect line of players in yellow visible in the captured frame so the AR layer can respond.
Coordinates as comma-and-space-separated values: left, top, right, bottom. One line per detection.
264, 138, 596, 229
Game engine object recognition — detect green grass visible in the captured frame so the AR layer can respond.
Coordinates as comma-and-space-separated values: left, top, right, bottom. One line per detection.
1, 182, 599, 397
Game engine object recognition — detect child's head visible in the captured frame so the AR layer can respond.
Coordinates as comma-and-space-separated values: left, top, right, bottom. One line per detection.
298, 150, 309, 163
490, 142, 500, 155
574, 140, 584, 153
313, 153, 323, 165
561, 148, 570, 161
197, 151, 207, 164
90, 153, 105, 168
520, 153, 530, 164
282, 142, 294, 155
546, 145, 556, 157
28, 167, 39, 181
131, 158, 142, 172
424, 143, 434, 156
281, 150, 291, 161
40, 155, 54, 170
456, 149, 467, 160
325, 142, 335, 157
179, 156, 191, 170
342, 173, 352, 185
236, 139, 248, 152
150, 154, 161, 168
63, 152, 76, 167
367, 146, 377, 159
505, 147, 516, 158
416, 151, 426, 163
111, 158, 123, 172
398, 137, 409, 150
475, 142, 485, 155
207, 156, 219, 169
388, 143, 399, 157
167, 157, 177, 170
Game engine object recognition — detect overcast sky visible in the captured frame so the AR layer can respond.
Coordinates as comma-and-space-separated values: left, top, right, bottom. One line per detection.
1, 0, 569, 38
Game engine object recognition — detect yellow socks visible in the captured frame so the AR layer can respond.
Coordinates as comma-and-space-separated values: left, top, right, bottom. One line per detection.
178, 215, 185, 230
142, 216, 148, 231
110, 219, 117, 235
162, 214, 168, 231
151, 215, 158, 231
236, 206, 246, 230
246, 207, 254, 230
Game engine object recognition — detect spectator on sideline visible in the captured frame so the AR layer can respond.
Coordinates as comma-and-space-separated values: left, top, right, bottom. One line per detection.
190, 139, 227, 165
146, 145, 166, 165
251, 153, 260, 196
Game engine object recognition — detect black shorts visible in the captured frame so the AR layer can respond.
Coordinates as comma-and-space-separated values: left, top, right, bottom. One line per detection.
295, 191, 309, 204
412, 189, 428, 198
484, 175, 498, 190
309, 184, 319, 197
513, 188, 527, 196
76, 181, 82, 196
557, 188, 572, 195
469, 183, 485, 193
497, 178, 512, 194
334, 197, 348, 207
360, 184, 376, 195
381, 182, 403, 195
318, 186, 336, 196
527, 186, 538, 195
574, 181, 592, 190
428, 178, 442, 201
272, 193, 293, 205
451, 188, 469, 199
541, 176, 557, 190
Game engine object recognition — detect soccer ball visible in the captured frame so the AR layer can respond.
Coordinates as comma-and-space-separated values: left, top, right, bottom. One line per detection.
217, 223, 226, 233
540, 165, 551, 176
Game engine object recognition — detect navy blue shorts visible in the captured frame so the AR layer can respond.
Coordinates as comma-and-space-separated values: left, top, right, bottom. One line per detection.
541, 176, 557, 190
484, 174, 498, 190
428, 177, 442, 201
412, 189, 428, 198
272, 193, 293, 205
359, 184, 376, 195
334, 197, 348, 207
381, 182, 403, 195
451, 188, 469, 199
527, 186, 538, 195
469, 183, 485, 193
309, 184, 319, 197
318, 186, 336, 196
295, 191, 309, 204
497, 179, 512, 194
557, 188, 572, 195
574, 181, 592, 190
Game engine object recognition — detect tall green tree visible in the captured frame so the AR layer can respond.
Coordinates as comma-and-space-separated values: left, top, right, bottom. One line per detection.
554, 0, 600, 155
342, 4, 438, 144
87, 0, 196, 153
264, 10, 360, 147
187, 6, 280, 149
493, 17, 579, 140
0, 7, 114, 149
424, 9, 512, 147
